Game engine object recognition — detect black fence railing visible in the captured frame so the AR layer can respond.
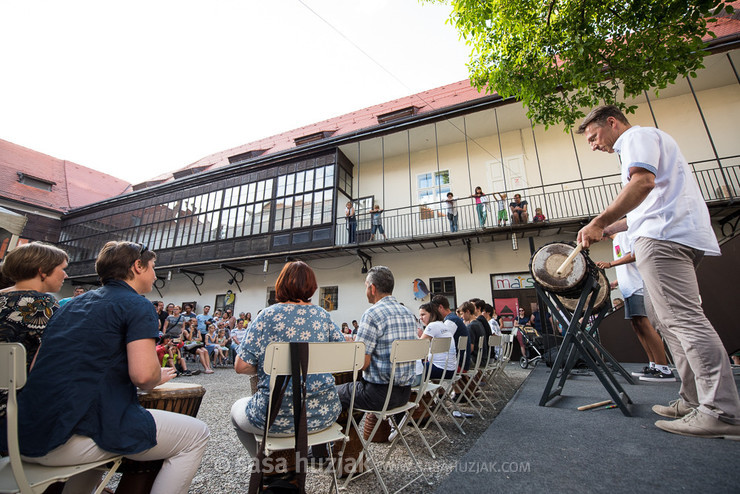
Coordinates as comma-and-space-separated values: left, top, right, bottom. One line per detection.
335, 163, 740, 246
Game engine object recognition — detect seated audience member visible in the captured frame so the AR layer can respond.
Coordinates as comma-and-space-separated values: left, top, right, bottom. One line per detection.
482, 303, 502, 359
231, 261, 345, 457
431, 294, 471, 371
205, 323, 225, 366
418, 302, 457, 379
183, 327, 214, 374
336, 266, 417, 412
229, 319, 248, 365
509, 193, 529, 224
459, 301, 488, 365
217, 328, 231, 362
470, 299, 493, 363
16, 241, 210, 494
1, 242, 68, 424
0, 242, 68, 370
341, 322, 354, 340
157, 335, 199, 376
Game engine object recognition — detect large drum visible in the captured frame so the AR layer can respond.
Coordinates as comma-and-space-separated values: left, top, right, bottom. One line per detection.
116, 382, 206, 494
530, 242, 590, 297
560, 269, 611, 313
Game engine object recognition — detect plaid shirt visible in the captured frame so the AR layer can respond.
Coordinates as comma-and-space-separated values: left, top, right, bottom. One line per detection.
356, 295, 417, 386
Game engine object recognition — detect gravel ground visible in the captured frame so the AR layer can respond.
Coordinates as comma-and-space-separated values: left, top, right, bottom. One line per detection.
106, 363, 530, 493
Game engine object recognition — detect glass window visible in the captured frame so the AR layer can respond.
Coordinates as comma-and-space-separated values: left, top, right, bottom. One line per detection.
319, 286, 339, 311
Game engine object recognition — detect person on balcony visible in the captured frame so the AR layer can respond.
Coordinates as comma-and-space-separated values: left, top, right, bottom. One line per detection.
533, 207, 546, 223
345, 201, 357, 243
577, 104, 740, 440
471, 186, 489, 227
369, 204, 386, 241
509, 194, 529, 224
445, 192, 459, 232
493, 192, 508, 226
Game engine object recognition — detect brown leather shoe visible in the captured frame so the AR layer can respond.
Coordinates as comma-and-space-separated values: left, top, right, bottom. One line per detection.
652, 399, 693, 418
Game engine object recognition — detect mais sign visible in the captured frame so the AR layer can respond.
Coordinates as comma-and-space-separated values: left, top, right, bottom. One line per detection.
493, 273, 535, 290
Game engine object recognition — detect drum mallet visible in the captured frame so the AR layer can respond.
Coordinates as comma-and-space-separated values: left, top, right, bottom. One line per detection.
577, 400, 612, 411
555, 243, 584, 275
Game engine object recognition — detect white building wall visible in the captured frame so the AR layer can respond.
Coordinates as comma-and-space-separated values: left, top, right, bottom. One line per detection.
111, 236, 614, 327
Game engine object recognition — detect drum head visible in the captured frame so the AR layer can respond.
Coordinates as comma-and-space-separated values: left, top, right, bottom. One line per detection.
530, 242, 588, 293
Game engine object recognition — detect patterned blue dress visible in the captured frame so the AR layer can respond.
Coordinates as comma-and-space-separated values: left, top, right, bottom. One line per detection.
237, 303, 345, 434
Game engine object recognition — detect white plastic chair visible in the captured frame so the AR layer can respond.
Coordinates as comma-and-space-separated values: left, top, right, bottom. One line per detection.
0, 342, 123, 494
252, 341, 365, 493
343, 338, 433, 494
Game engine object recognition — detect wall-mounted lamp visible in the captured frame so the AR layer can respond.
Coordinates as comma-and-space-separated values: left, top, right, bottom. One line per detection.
512, 232, 518, 251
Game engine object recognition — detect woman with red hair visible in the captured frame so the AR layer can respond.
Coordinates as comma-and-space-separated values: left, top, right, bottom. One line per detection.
230, 261, 345, 457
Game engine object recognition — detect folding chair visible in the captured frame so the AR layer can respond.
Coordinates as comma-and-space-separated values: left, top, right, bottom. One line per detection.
343, 338, 433, 494
251, 341, 365, 494
431, 335, 470, 434
480, 334, 507, 407
0, 343, 123, 494
395, 337, 454, 459
491, 332, 516, 392
455, 335, 488, 419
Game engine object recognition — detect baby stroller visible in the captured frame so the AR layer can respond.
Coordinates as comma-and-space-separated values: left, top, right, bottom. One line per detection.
517, 326, 545, 369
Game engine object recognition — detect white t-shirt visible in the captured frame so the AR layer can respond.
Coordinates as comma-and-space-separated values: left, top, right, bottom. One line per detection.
612, 231, 643, 299
231, 328, 248, 345
423, 320, 458, 371
614, 126, 720, 256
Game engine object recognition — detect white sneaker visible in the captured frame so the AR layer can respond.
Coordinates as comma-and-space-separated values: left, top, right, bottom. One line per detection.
387, 414, 408, 442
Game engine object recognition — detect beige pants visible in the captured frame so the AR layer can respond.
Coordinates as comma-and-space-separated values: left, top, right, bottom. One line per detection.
23, 409, 210, 494
635, 237, 740, 423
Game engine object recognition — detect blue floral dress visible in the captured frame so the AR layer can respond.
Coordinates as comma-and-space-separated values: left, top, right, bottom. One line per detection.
237, 303, 344, 434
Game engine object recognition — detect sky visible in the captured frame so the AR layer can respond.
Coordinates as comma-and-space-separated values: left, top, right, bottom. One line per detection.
0, 0, 473, 185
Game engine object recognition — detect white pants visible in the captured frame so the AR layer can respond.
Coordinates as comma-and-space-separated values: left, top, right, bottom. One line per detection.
23, 409, 210, 494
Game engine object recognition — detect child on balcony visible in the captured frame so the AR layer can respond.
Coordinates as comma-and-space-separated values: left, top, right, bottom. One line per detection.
370, 204, 386, 241
533, 207, 546, 222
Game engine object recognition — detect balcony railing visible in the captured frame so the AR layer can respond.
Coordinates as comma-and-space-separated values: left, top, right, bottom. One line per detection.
335, 162, 740, 246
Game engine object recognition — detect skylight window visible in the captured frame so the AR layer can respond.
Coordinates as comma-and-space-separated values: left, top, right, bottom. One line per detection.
17, 172, 54, 191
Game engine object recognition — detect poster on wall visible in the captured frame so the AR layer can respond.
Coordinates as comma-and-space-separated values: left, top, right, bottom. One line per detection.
495, 298, 519, 329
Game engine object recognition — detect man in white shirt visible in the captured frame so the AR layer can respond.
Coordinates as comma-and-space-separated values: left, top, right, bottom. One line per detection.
577, 105, 740, 439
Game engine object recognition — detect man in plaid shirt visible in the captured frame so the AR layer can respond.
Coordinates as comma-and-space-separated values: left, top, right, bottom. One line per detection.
337, 266, 417, 410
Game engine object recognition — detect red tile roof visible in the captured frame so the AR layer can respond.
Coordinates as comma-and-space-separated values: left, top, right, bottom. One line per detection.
0, 138, 131, 212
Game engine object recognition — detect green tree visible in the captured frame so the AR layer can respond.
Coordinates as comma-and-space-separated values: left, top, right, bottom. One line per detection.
425, 0, 735, 128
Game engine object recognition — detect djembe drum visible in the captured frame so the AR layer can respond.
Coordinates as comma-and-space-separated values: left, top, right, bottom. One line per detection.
115, 382, 206, 494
